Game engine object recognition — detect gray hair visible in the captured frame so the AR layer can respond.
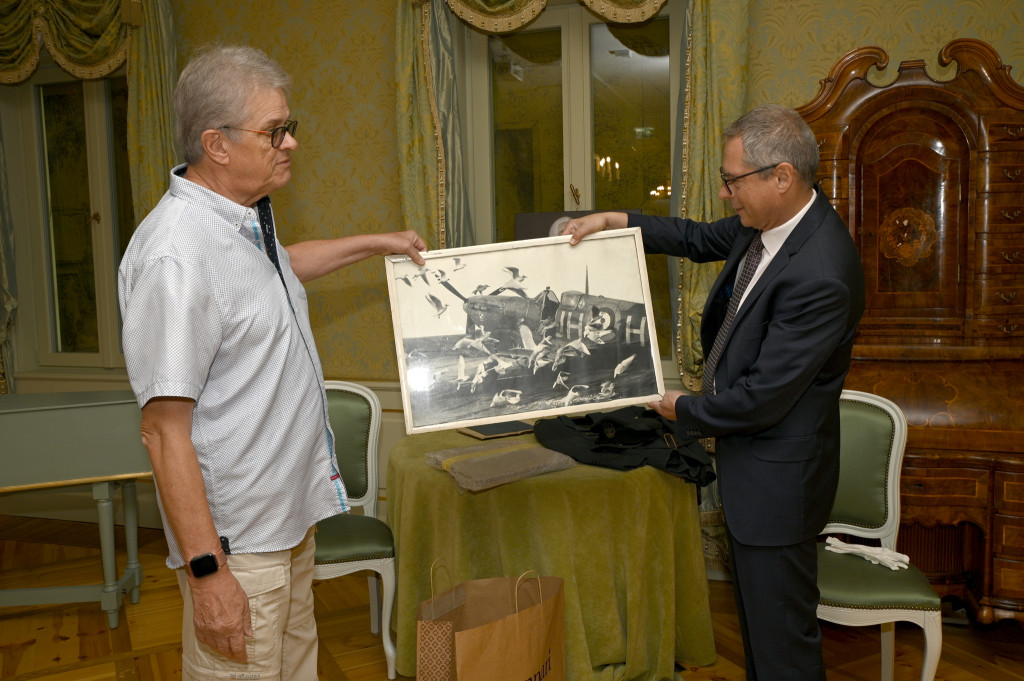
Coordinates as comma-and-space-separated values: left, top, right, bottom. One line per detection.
174, 44, 292, 165
723, 104, 820, 188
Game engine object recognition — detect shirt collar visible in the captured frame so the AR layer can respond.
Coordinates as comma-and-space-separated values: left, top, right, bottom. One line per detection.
759, 191, 816, 257
169, 164, 268, 247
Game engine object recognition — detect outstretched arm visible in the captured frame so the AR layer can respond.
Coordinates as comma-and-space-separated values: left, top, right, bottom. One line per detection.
284, 230, 427, 282
560, 212, 630, 245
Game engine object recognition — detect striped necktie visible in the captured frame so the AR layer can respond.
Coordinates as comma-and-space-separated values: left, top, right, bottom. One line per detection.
701, 231, 764, 396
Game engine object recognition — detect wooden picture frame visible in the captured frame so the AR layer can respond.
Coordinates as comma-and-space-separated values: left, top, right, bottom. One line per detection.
385, 228, 664, 434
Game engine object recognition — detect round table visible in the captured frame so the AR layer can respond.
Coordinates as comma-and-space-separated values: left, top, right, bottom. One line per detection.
387, 429, 716, 681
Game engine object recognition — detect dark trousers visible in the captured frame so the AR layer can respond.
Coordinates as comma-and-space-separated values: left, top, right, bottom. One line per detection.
728, 533, 826, 681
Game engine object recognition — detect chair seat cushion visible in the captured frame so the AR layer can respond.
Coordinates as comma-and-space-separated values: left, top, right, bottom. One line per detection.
817, 544, 941, 611
315, 513, 395, 564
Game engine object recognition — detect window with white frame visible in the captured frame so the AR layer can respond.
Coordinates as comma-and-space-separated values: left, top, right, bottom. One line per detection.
459, 0, 684, 357
1, 52, 133, 373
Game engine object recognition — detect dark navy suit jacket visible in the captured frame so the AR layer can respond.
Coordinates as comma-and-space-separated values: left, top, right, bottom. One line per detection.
634, 187, 865, 547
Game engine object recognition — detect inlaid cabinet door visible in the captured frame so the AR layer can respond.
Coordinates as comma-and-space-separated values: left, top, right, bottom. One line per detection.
852, 107, 970, 344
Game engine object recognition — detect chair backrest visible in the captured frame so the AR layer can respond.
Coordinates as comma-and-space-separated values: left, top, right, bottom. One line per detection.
324, 380, 382, 517
823, 390, 908, 551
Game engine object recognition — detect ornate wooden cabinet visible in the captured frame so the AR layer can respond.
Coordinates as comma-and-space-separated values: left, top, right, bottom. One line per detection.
797, 39, 1024, 624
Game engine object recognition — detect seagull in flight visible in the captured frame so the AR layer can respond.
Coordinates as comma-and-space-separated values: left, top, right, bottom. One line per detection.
613, 354, 636, 378
425, 293, 448, 318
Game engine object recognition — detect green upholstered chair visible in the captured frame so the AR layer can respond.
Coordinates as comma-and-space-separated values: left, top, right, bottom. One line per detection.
315, 381, 396, 678
817, 390, 942, 681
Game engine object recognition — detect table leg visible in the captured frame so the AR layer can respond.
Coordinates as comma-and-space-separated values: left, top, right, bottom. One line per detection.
123, 480, 142, 603
93, 481, 122, 629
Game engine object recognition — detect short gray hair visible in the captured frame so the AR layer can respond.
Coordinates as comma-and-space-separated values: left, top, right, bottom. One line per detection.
723, 104, 819, 188
174, 45, 292, 165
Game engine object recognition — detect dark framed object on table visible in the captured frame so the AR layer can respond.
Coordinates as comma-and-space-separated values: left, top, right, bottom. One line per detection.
385, 228, 664, 434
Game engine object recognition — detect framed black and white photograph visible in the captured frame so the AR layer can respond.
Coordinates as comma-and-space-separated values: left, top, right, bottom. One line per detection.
385, 228, 664, 434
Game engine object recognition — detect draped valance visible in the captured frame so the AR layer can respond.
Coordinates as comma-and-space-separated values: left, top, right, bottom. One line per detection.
0, 0, 141, 84
444, 0, 666, 34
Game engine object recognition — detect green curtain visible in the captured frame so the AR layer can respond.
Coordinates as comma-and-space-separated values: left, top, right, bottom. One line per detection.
674, 0, 751, 391
0, 0, 131, 83
444, 0, 667, 32
444, 0, 546, 33
0, 131, 15, 394
127, 0, 178, 219
396, 0, 443, 249
427, 0, 474, 248
579, 0, 666, 23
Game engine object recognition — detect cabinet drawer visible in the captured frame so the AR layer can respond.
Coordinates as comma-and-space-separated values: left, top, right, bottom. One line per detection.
900, 467, 989, 507
993, 556, 1024, 600
972, 315, 1024, 340
994, 514, 1024, 557
976, 234, 1024, 275
975, 278, 1024, 313
996, 471, 1024, 514
988, 120, 1024, 148
980, 195, 1024, 232
979, 152, 1024, 192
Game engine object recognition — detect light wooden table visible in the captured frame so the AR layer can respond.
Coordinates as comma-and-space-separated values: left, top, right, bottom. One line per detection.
0, 391, 151, 628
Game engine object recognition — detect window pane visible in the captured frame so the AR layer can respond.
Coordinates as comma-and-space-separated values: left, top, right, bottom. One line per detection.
591, 19, 671, 214
591, 19, 673, 357
39, 81, 98, 353
490, 29, 564, 242
108, 75, 135, 259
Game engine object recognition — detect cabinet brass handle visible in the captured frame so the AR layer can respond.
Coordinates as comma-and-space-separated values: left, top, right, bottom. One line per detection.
997, 291, 1018, 303
1000, 251, 1021, 263
1005, 125, 1024, 138
998, 322, 1019, 335
1003, 168, 1024, 181
1000, 209, 1023, 221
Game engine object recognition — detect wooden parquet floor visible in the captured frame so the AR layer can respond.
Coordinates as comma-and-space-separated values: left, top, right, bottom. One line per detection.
0, 515, 1022, 680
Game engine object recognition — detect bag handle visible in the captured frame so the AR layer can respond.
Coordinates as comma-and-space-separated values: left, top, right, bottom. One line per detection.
514, 569, 544, 613
427, 557, 455, 618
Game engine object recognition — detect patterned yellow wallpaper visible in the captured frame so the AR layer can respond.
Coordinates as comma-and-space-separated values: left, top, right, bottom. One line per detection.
748, 0, 1024, 107
168, 0, 1024, 383
169, 0, 407, 381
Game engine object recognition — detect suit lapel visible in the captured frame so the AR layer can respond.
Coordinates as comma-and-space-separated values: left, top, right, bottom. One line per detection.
701, 229, 761, 350
735, 190, 831, 317
704, 188, 832, 347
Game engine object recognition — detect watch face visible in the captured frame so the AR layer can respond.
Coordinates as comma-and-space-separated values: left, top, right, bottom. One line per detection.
190, 553, 220, 578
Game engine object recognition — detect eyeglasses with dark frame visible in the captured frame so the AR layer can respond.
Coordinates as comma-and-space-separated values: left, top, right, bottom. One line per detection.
719, 162, 780, 195
222, 119, 298, 148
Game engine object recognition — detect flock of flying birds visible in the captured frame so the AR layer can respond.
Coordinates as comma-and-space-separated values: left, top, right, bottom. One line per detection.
395, 258, 530, 319
396, 257, 641, 412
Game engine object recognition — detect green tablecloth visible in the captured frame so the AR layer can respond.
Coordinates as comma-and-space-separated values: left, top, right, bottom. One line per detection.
387, 430, 716, 680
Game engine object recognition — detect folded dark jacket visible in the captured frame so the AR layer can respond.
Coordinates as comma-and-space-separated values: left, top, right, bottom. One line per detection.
533, 405, 715, 489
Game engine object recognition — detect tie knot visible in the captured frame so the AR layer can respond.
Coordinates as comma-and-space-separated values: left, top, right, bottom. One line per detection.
749, 231, 763, 251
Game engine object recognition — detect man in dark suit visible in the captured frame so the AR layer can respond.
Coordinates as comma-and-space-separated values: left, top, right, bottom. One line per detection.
563, 103, 865, 680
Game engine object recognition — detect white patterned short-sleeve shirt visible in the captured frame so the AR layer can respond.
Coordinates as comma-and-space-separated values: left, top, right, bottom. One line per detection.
118, 165, 348, 568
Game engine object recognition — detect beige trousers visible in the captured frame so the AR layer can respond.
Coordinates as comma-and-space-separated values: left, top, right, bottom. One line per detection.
176, 527, 318, 681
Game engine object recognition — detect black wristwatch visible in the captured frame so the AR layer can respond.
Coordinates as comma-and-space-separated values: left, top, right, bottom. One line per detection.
188, 548, 227, 578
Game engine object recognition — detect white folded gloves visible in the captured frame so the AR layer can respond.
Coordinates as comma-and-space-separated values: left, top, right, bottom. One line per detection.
824, 537, 910, 570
